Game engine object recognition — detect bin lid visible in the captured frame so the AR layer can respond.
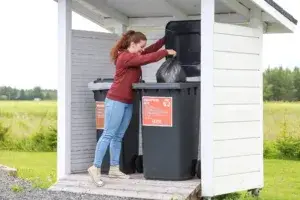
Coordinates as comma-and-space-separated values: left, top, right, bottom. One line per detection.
93, 78, 114, 83
132, 82, 200, 90
88, 81, 113, 90
165, 20, 200, 77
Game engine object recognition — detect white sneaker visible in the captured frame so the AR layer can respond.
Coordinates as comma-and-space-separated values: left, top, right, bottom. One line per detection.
87, 165, 104, 186
108, 166, 130, 179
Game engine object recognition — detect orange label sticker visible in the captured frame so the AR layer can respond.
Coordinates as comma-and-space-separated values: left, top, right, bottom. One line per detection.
142, 96, 173, 127
95, 101, 105, 129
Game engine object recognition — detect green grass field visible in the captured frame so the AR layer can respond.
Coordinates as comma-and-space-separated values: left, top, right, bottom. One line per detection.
1, 100, 299, 141
264, 102, 300, 140
0, 151, 56, 188
0, 101, 56, 138
0, 101, 57, 152
1, 100, 300, 199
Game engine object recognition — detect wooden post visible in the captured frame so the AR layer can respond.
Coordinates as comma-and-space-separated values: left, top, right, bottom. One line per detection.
201, 0, 215, 198
57, 0, 72, 179
249, 8, 264, 190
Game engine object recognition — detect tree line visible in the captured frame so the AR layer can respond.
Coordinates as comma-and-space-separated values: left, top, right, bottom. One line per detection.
0, 66, 300, 101
264, 66, 300, 101
0, 86, 57, 100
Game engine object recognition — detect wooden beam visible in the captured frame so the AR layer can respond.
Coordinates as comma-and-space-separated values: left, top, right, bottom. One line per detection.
265, 22, 291, 33
250, 0, 296, 33
262, 11, 276, 22
75, 0, 129, 26
104, 14, 248, 28
57, 0, 72, 180
249, 8, 264, 190
72, 0, 105, 26
162, 0, 188, 20
220, 0, 250, 19
53, 0, 105, 27
112, 24, 127, 36
201, 0, 214, 198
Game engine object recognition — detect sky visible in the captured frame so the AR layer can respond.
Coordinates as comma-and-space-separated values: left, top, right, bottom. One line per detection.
0, 0, 299, 90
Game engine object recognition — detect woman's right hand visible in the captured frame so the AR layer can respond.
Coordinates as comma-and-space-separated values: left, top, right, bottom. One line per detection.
166, 49, 177, 56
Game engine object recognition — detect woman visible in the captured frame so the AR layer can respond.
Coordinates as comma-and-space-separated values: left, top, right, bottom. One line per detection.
88, 30, 176, 186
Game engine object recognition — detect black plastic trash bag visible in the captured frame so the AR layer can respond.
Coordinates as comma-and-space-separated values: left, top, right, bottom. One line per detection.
156, 58, 187, 83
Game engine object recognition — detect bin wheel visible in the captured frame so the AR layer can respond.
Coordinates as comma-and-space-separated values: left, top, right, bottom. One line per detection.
248, 188, 261, 197
130, 155, 138, 174
191, 159, 197, 177
196, 160, 201, 179
135, 155, 143, 173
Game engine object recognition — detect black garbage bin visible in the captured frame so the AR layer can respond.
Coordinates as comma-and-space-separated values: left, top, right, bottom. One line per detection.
165, 20, 201, 77
88, 78, 140, 175
132, 82, 200, 181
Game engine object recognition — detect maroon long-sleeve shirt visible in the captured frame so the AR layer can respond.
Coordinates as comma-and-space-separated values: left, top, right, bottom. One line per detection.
107, 38, 168, 104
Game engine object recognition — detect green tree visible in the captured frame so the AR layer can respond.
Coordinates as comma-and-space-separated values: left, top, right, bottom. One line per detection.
32, 86, 44, 99
0, 86, 57, 101
293, 67, 300, 100
19, 89, 26, 100
44, 92, 52, 100
263, 76, 273, 101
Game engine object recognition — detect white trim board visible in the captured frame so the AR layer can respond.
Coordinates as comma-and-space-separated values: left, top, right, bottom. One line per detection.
250, 0, 296, 32
200, 0, 215, 197
57, 0, 72, 179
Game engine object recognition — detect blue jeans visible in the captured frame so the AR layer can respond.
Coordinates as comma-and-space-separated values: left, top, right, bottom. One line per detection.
93, 98, 133, 167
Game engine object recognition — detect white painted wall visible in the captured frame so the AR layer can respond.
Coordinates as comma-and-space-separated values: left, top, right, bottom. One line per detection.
212, 23, 263, 196
70, 27, 165, 168
70, 30, 118, 173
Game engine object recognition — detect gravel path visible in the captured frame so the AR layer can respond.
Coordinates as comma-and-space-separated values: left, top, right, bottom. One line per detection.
0, 171, 139, 200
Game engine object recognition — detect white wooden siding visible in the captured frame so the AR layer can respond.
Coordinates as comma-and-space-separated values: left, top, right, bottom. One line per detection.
212, 23, 263, 196
213, 138, 261, 158
213, 121, 261, 140
214, 155, 261, 177
214, 70, 261, 87
214, 87, 260, 105
213, 172, 262, 195
70, 30, 119, 173
214, 104, 260, 122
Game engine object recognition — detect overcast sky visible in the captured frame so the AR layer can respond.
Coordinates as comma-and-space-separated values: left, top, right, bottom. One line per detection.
0, 0, 299, 89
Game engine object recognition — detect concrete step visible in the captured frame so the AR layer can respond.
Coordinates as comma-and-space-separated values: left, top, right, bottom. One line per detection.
49, 173, 201, 200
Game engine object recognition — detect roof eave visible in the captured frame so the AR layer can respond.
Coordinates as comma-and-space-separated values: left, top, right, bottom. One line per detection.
251, 0, 298, 33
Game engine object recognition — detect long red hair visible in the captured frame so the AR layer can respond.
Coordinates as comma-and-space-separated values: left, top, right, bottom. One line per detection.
110, 30, 147, 63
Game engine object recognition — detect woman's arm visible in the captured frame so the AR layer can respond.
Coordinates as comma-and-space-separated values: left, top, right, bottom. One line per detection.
142, 37, 165, 55
123, 50, 168, 67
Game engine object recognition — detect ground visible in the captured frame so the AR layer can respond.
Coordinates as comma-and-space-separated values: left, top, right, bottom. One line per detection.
1, 151, 300, 200
0, 101, 300, 200
0, 151, 56, 188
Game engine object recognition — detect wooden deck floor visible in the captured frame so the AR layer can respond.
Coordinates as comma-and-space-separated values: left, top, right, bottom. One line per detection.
49, 173, 201, 200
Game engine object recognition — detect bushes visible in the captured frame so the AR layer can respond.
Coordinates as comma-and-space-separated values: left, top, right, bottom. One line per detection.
264, 115, 300, 160
0, 101, 57, 152
0, 122, 9, 141
265, 136, 300, 160
0, 122, 57, 152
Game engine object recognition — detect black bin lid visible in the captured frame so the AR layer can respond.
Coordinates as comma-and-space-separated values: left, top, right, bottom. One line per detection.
165, 20, 200, 77
93, 78, 114, 83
